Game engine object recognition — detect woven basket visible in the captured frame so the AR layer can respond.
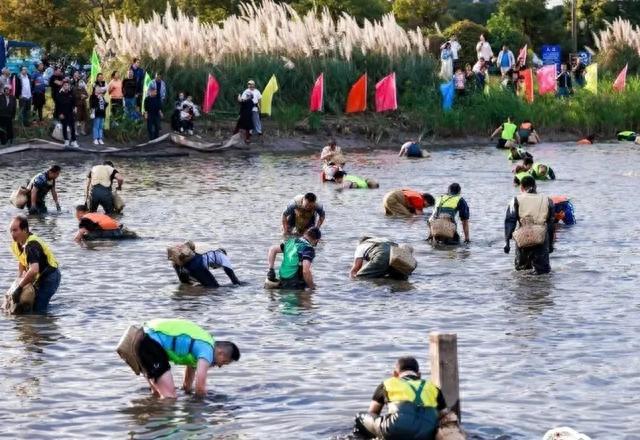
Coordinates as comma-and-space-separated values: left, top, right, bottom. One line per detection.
513, 224, 546, 248
3, 281, 36, 314
167, 241, 196, 266
430, 215, 456, 239
113, 191, 125, 213
9, 187, 29, 209
389, 244, 417, 275
116, 325, 144, 375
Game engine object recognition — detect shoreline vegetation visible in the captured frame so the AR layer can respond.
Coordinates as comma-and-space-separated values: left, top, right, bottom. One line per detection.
5, 1, 640, 147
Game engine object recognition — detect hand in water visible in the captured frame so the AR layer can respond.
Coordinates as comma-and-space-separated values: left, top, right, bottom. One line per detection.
464, 238, 470, 244
56, 203, 61, 212
504, 244, 510, 254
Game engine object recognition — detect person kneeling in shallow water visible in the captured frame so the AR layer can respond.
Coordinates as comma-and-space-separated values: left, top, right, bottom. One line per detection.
118, 318, 240, 399
354, 356, 448, 440
349, 237, 415, 280
398, 140, 427, 158
170, 243, 242, 287
333, 171, 379, 189
74, 204, 137, 242
266, 227, 321, 289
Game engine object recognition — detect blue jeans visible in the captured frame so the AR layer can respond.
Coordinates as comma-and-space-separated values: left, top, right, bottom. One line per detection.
125, 98, 136, 118
93, 117, 104, 140
34, 269, 61, 312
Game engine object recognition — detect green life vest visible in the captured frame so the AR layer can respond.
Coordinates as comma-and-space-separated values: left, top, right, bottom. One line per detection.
344, 175, 368, 189
515, 171, 532, 185
617, 131, 636, 141
279, 238, 310, 280
434, 194, 461, 219
532, 163, 551, 180
501, 122, 517, 140
145, 319, 214, 367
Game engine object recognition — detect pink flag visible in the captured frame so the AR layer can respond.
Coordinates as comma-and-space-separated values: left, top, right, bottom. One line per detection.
536, 65, 557, 95
375, 73, 397, 112
517, 44, 527, 65
10, 75, 15, 96
202, 74, 220, 113
309, 74, 324, 112
613, 64, 628, 92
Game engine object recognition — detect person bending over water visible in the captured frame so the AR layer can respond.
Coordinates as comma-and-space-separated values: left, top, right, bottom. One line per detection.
398, 140, 426, 158
354, 356, 448, 440
349, 237, 415, 280
333, 171, 379, 189
383, 189, 434, 217
267, 227, 321, 289
24, 165, 62, 215
282, 193, 325, 235
118, 318, 240, 399
74, 205, 137, 242
173, 246, 242, 287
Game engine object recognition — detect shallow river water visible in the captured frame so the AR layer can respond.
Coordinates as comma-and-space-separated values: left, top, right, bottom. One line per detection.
0, 142, 639, 439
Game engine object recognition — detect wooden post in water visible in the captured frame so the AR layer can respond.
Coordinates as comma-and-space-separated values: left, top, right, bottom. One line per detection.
430, 332, 466, 440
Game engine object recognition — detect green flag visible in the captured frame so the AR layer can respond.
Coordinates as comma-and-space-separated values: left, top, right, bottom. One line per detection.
141, 72, 153, 111
89, 48, 101, 88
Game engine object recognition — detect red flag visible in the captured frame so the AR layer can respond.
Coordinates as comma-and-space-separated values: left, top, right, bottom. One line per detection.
309, 74, 324, 112
517, 44, 527, 65
521, 68, 534, 103
345, 74, 367, 113
375, 73, 397, 112
613, 64, 628, 92
536, 65, 557, 95
202, 74, 220, 113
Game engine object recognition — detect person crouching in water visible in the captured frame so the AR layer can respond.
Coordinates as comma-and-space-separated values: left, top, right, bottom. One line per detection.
333, 171, 379, 189
383, 189, 435, 217
74, 205, 136, 242
504, 175, 555, 274
86, 161, 124, 214
266, 227, 321, 289
398, 140, 426, 158
349, 237, 415, 280
118, 318, 240, 399
354, 356, 447, 440
170, 242, 242, 287
428, 183, 470, 244
282, 193, 325, 235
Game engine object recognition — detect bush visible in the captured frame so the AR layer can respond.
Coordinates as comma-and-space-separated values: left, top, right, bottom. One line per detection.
443, 20, 490, 68
486, 12, 528, 51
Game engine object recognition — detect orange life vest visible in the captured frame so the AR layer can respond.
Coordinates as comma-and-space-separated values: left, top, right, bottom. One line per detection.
82, 213, 119, 230
402, 189, 425, 211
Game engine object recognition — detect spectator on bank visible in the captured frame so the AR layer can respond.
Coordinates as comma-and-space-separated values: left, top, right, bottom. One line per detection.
476, 34, 494, 66
464, 64, 476, 92
55, 79, 78, 148
557, 63, 573, 97
90, 81, 108, 145
154, 73, 167, 103
0, 68, 11, 91
241, 80, 262, 136
439, 42, 454, 81
144, 85, 162, 140
93, 73, 107, 95
122, 69, 138, 119
15, 66, 33, 127
172, 91, 186, 131
73, 79, 89, 136
0, 84, 17, 145
108, 71, 124, 119
130, 58, 145, 108
497, 45, 515, 77
571, 57, 586, 87
49, 67, 65, 116
449, 35, 462, 70
454, 68, 466, 96
32, 63, 46, 123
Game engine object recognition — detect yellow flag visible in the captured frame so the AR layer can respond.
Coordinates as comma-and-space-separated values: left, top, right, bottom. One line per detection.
260, 75, 279, 116
585, 63, 598, 94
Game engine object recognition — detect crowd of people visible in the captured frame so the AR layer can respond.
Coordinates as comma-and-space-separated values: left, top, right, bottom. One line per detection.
439, 34, 588, 99
4, 112, 582, 439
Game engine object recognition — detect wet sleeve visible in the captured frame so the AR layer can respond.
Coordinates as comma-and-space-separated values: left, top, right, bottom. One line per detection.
282, 203, 295, 217
457, 199, 470, 221
192, 340, 214, 365
299, 245, 315, 262
25, 242, 44, 266
548, 167, 556, 180
436, 389, 447, 410
315, 204, 325, 218
505, 197, 519, 241
371, 383, 386, 405
32, 174, 47, 188
79, 218, 99, 231
546, 199, 555, 243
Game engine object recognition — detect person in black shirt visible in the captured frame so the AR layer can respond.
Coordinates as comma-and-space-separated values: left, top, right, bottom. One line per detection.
143, 86, 163, 140
49, 67, 65, 116
122, 68, 138, 118
355, 356, 448, 439
556, 63, 573, 97
571, 57, 586, 87
55, 79, 78, 147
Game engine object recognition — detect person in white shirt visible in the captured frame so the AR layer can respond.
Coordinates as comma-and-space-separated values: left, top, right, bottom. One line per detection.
17, 67, 33, 127
476, 34, 494, 65
449, 36, 462, 70
241, 80, 262, 136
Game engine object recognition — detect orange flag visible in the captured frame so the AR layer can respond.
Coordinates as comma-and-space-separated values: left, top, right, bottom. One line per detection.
613, 64, 627, 92
521, 68, 534, 103
345, 74, 367, 113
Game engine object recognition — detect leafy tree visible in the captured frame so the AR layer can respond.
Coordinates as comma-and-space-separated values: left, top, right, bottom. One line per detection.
448, 0, 497, 25
444, 20, 489, 67
486, 11, 528, 51
393, 0, 448, 27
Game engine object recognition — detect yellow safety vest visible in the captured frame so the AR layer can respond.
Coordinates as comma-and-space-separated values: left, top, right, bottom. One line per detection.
11, 234, 58, 280
383, 376, 440, 408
